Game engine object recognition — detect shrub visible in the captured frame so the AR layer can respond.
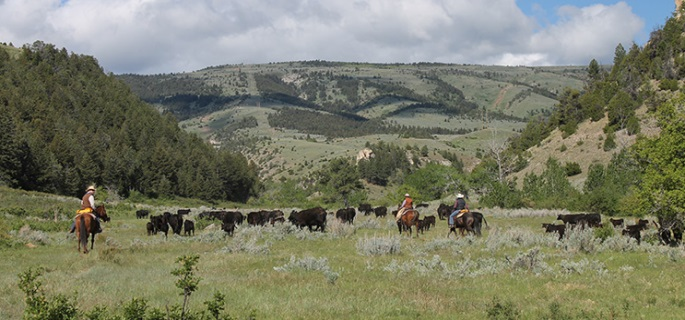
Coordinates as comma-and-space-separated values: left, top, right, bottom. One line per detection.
18, 267, 79, 320
486, 297, 520, 320
564, 162, 581, 176
356, 235, 401, 256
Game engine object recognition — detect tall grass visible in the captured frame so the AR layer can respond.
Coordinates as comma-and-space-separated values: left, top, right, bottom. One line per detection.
2, 189, 685, 319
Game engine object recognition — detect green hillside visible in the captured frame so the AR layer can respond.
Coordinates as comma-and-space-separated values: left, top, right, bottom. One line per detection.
118, 62, 588, 183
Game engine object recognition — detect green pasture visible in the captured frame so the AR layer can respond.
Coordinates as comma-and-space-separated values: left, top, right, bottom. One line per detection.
2, 188, 685, 319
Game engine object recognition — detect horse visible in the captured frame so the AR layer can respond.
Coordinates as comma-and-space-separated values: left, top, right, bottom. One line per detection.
447, 210, 476, 238
75, 204, 109, 253
397, 209, 420, 237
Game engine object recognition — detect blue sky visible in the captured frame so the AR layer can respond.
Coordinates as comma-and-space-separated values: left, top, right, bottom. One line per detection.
517, 0, 675, 44
0, 0, 678, 74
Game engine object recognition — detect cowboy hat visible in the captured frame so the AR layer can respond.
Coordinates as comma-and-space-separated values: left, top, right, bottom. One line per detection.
86, 185, 96, 192
457, 193, 464, 198
404, 193, 410, 197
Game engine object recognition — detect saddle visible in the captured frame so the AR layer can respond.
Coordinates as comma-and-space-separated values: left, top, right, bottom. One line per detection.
454, 209, 469, 219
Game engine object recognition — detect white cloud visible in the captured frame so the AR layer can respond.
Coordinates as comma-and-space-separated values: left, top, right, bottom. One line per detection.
0, 0, 646, 74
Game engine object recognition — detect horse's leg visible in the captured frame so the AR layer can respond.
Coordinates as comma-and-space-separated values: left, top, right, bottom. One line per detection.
90, 232, 95, 250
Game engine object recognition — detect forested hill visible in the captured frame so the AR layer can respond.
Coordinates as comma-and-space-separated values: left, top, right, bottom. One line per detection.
0, 41, 258, 202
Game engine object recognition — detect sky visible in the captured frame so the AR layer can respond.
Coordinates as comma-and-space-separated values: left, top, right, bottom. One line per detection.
0, 0, 677, 75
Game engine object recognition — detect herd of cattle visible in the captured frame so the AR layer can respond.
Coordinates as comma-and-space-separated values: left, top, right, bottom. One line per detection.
542, 213, 683, 246
134, 204, 683, 246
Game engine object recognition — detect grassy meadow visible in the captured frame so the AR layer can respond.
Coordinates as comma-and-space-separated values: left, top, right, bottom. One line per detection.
2, 187, 685, 319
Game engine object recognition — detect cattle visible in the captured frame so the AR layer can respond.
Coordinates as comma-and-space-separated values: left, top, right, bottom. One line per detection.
221, 221, 236, 236
557, 213, 602, 228
177, 209, 191, 216
373, 206, 388, 218
199, 210, 244, 225
146, 221, 154, 235
247, 211, 264, 226
183, 220, 195, 236
609, 218, 624, 227
136, 209, 150, 219
150, 215, 169, 238
289, 207, 327, 232
335, 208, 356, 224
542, 223, 566, 240
416, 203, 429, 208
358, 203, 374, 216
164, 212, 184, 235
423, 215, 436, 230
437, 203, 452, 220
621, 220, 650, 245
556, 213, 588, 226
585, 213, 602, 227
622, 225, 643, 244
247, 210, 283, 226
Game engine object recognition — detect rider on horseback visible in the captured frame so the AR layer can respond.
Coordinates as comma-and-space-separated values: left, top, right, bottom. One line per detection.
449, 193, 469, 228
69, 185, 102, 234
395, 193, 413, 222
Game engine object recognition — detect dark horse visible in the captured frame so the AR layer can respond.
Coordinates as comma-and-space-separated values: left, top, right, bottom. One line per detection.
397, 209, 420, 237
75, 205, 109, 254
447, 210, 476, 238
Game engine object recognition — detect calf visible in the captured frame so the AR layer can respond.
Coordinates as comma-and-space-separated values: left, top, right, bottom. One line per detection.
542, 223, 566, 240
423, 215, 436, 230
177, 209, 191, 216
437, 203, 451, 220
183, 220, 195, 236
221, 221, 236, 236
622, 225, 644, 244
146, 221, 154, 235
609, 218, 624, 227
416, 219, 428, 234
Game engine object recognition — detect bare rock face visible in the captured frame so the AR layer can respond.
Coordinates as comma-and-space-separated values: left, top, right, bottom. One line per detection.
356, 148, 374, 162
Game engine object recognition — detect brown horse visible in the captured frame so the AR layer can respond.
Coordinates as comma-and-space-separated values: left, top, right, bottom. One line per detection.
75, 205, 109, 253
397, 209, 420, 237
447, 210, 475, 238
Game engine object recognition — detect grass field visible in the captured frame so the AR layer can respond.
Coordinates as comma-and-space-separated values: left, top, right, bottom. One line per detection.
2, 188, 685, 319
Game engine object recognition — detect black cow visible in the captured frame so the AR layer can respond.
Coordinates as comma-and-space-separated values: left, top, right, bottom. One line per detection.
358, 203, 374, 216
373, 206, 388, 218
183, 220, 195, 236
415, 203, 429, 208
177, 209, 191, 216
585, 213, 602, 227
150, 215, 169, 238
437, 203, 452, 220
164, 212, 184, 235
136, 209, 150, 219
542, 223, 566, 240
289, 207, 327, 232
335, 208, 356, 224
471, 211, 488, 236
622, 225, 644, 244
247, 211, 265, 226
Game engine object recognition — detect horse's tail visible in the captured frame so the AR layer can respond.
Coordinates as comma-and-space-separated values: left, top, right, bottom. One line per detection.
482, 215, 489, 228
78, 216, 88, 252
